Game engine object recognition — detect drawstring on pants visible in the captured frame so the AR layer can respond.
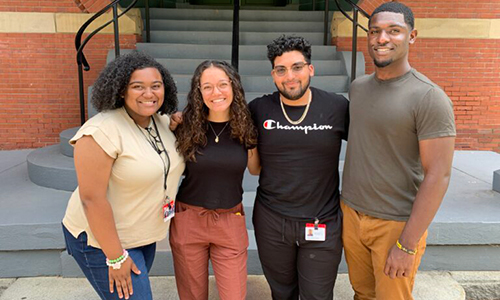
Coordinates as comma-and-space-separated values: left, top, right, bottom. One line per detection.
199, 210, 220, 226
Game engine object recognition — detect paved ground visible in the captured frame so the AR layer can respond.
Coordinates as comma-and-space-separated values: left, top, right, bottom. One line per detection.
5, 272, 497, 300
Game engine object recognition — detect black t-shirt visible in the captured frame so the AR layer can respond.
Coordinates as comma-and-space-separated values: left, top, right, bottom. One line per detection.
248, 87, 349, 220
176, 121, 248, 209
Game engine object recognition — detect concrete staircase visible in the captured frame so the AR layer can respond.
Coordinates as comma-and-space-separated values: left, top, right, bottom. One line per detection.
133, 8, 348, 110
2, 7, 500, 278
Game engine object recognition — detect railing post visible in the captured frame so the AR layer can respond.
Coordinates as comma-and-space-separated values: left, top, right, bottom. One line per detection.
351, 7, 358, 82
112, 2, 121, 57
145, 0, 151, 43
77, 63, 86, 125
323, 0, 329, 45
312, 0, 316, 11
231, 0, 240, 71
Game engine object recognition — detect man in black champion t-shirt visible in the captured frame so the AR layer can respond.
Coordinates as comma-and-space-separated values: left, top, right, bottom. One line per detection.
248, 36, 349, 300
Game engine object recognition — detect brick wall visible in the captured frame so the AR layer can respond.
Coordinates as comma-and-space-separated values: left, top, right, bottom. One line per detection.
0, 1, 81, 13
0, 0, 114, 13
358, 0, 500, 18
0, 0, 140, 150
75, 0, 113, 13
0, 33, 139, 149
335, 0, 500, 152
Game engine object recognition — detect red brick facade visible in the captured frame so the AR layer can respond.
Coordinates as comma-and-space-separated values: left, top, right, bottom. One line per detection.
359, 0, 500, 18
0, 0, 113, 13
335, 0, 500, 152
0, 1, 139, 149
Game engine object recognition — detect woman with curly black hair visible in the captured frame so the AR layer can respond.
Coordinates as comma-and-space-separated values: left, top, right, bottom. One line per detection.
170, 60, 258, 300
62, 51, 185, 300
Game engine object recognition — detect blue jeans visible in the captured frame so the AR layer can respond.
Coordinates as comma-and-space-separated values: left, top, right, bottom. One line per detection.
62, 224, 156, 300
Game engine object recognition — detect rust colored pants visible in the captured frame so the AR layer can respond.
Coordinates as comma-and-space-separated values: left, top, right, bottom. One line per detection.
169, 201, 248, 300
340, 201, 427, 300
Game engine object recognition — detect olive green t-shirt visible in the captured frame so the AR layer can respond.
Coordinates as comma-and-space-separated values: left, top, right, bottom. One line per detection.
341, 69, 456, 221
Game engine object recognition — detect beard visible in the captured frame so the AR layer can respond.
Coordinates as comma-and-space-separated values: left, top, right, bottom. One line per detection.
276, 77, 311, 101
374, 58, 393, 68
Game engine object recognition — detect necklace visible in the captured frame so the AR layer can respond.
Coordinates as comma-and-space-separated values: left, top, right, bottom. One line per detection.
208, 122, 229, 143
280, 90, 312, 125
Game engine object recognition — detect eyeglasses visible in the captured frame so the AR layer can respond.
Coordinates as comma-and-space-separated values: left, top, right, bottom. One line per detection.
146, 127, 166, 155
273, 62, 309, 77
199, 80, 232, 95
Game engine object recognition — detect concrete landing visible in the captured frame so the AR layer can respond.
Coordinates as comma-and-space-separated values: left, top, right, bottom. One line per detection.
0, 272, 468, 300
0, 149, 499, 278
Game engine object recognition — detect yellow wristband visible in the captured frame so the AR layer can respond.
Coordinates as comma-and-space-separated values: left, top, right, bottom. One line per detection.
396, 240, 417, 255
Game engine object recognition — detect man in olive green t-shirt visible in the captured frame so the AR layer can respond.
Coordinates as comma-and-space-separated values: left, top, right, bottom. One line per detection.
341, 2, 456, 300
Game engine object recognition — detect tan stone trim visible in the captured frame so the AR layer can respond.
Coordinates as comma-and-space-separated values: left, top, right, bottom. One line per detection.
0, 12, 56, 33
331, 12, 500, 39
0, 9, 142, 35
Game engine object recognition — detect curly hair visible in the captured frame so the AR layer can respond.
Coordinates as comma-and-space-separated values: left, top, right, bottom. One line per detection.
91, 50, 178, 115
267, 35, 312, 68
370, 2, 414, 30
175, 60, 257, 162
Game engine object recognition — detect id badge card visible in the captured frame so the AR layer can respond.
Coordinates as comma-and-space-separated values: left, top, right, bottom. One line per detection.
162, 196, 175, 222
305, 223, 326, 241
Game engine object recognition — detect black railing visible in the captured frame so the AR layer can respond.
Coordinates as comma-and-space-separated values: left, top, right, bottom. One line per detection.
75, 0, 141, 125
334, 0, 370, 82
231, 0, 240, 71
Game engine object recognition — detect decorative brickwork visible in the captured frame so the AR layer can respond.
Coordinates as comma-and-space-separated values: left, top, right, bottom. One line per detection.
336, 0, 500, 152
0, 0, 82, 13
77, 0, 114, 13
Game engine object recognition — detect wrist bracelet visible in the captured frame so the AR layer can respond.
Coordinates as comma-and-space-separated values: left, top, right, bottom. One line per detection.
106, 250, 129, 270
396, 240, 417, 255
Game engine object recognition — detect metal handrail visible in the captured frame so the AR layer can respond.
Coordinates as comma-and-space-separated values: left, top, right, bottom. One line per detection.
333, 0, 370, 82
231, 0, 240, 71
75, 0, 140, 125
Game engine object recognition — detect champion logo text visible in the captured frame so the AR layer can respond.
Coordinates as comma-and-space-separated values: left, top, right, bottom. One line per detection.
263, 119, 333, 134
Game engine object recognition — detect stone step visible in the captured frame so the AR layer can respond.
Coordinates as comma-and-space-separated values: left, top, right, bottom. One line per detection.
148, 30, 328, 45
155, 58, 344, 76
144, 8, 333, 22
148, 19, 327, 32
27, 145, 77, 192
2, 150, 500, 278
133, 44, 338, 60
59, 127, 78, 157
26, 145, 266, 191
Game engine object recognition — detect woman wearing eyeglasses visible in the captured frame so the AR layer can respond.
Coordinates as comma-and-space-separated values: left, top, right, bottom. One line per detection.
62, 51, 185, 300
170, 60, 258, 300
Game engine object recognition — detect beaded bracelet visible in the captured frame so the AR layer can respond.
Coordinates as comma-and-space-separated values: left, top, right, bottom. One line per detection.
396, 240, 417, 255
106, 250, 129, 270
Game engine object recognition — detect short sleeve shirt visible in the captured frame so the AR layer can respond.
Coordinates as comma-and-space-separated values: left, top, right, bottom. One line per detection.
249, 87, 349, 220
62, 107, 185, 249
341, 69, 456, 221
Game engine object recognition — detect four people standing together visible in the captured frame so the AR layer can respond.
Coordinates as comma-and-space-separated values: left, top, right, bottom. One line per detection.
62, 2, 456, 300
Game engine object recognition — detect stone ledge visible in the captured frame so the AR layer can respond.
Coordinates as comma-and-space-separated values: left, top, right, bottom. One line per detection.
0, 8, 141, 34
451, 271, 500, 300
331, 12, 500, 39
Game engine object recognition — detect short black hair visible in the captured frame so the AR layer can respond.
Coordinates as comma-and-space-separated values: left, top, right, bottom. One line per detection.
267, 35, 312, 68
91, 50, 178, 115
369, 1, 415, 30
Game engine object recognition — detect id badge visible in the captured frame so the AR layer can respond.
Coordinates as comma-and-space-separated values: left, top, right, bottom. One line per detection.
305, 223, 326, 241
162, 196, 175, 222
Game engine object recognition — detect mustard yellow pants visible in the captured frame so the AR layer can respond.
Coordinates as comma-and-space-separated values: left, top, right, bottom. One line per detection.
341, 201, 427, 300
